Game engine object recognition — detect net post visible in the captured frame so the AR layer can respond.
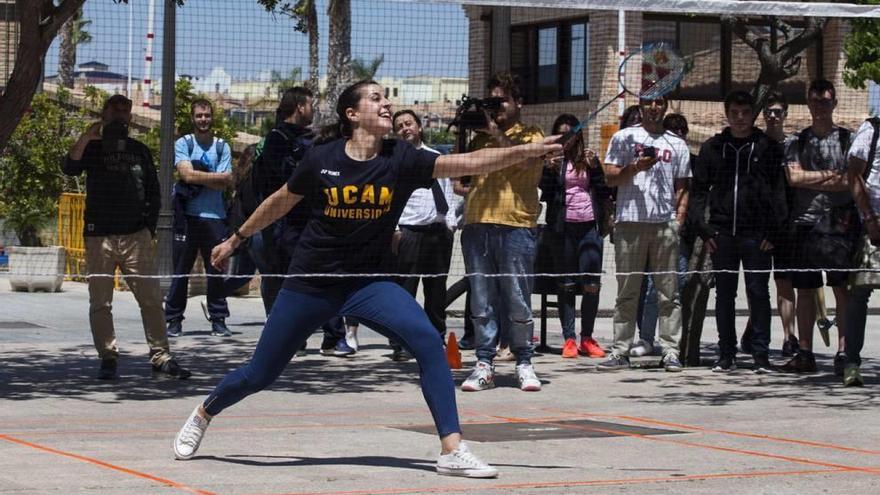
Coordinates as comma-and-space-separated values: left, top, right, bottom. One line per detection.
156, 0, 177, 294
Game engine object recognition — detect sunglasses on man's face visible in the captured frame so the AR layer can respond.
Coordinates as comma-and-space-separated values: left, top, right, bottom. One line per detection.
764, 108, 785, 118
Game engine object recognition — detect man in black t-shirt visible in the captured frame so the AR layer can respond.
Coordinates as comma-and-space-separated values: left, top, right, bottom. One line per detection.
252, 87, 350, 356
63, 94, 190, 381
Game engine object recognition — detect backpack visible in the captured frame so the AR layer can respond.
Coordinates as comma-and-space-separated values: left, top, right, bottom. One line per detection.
235, 127, 309, 219
865, 117, 880, 182
184, 134, 228, 168
795, 126, 852, 164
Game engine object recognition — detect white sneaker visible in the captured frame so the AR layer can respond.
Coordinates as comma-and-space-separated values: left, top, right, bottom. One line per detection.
516, 363, 542, 391
436, 441, 499, 478
345, 327, 359, 352
461, 361, 495, 391
173, 404, 211, 460
629, 340, 654, 357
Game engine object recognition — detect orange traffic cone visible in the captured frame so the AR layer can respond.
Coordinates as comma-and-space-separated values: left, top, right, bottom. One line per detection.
446, 331, 462, 369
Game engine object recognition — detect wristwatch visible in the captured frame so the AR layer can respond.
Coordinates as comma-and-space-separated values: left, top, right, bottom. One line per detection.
232, 227, 248, 241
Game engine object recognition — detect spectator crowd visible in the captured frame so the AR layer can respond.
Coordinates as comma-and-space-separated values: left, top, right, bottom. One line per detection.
62, 72, 880, 391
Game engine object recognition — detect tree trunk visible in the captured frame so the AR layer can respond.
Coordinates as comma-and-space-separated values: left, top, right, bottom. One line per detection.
722, 15, 826, 115
0, 0, 86, 154
306, 0, 323, 125
323, 0, 353, 124
307, 0, 319, 94
59, 17, 75, 88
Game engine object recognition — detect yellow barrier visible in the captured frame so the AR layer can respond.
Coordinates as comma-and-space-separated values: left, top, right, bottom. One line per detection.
58, 193, 86, 281
57, 193, 123, 288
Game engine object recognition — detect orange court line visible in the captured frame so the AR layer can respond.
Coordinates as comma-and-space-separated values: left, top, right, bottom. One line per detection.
0, 434, 216, 495
538, 407, 880, 456
0, 407, 433, 428
253, 467, 849, 495
9, 415, 592, 439
604, 413, 880, 456
485, 414, 880, 475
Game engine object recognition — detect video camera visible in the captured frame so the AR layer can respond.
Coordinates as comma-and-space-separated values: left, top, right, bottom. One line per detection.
448, 95, 506, 131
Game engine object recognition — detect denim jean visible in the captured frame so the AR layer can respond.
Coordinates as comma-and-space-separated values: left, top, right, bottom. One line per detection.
462, 224, 537, 364
203, 281, 460, 438
711, 233, 772, 357
553, 221, 603, 340
637, 241, 692, 344
164, 216, 229, 322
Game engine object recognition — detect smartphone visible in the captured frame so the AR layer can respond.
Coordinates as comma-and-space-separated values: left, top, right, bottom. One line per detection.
642, 146, 656, 159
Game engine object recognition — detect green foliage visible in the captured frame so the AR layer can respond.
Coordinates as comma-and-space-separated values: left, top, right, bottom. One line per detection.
351, 54, 384, 80
424, 128, 456, 146
0, 89, 90, 246
141, 78, 238, 163
271, 67, 303, 94
843, 1, 880, 90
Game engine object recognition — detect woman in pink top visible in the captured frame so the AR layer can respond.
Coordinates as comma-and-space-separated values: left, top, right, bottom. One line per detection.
540, 114, 613, 358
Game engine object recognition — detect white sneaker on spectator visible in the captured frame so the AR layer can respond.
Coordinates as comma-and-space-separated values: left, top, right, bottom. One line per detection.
629, 340, 654, 357
345, 327, 359, 352
173, 405, 211, 460
436, 441, 498, 478
461, 361, 495, 391
516, 363, 542, 391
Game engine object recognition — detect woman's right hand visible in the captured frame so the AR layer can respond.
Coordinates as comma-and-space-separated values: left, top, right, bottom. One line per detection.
211, 237, 239, 271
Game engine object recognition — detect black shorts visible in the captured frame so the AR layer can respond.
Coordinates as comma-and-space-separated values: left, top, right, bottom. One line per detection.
790, 225, 848, 289
772, 232, 793, 281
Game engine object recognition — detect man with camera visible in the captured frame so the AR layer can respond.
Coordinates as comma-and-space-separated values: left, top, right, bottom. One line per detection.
63, 94, 191, 380
459, 72, 545, 392
164, 99, 234, 338
598, 95, 691, 372
687, 91, 787, 375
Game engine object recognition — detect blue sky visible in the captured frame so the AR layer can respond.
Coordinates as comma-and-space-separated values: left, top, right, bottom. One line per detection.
45, 0, 469, 80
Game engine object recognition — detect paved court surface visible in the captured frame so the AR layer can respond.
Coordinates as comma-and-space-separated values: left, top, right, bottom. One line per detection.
2, 281, 880, 494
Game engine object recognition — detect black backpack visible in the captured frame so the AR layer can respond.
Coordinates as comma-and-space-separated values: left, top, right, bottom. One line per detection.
234, 127, 309, 220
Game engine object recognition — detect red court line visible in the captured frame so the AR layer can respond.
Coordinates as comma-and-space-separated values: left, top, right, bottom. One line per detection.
0, 407, 432, 428
0, 434, 216, 495
603, 413, 880, 455
254, 467, 848, 495
9, 415, 590, 439
486, 414, 880, 475
539, 407, 880, 456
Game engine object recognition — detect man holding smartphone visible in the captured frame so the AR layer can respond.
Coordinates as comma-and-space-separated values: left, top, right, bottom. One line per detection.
63, 94, 191, 380
598, 95, 691, 372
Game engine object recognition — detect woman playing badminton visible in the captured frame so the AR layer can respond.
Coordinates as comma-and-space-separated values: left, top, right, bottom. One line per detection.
172, 80, 561, 478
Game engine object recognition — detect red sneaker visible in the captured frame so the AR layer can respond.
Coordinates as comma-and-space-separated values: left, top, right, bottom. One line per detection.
561, 338, 579, 358
579, 337, 606, 358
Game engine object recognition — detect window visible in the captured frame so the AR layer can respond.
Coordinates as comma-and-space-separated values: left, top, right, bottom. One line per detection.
511, 18, 590, 103
643, 15, 823, 103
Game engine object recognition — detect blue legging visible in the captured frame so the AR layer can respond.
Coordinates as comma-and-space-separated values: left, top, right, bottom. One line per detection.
203, 280, 461, 438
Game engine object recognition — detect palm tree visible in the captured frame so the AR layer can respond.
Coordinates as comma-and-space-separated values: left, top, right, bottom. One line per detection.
351, 54, 385, 80
324, 0, 353, 123
271, 67, 304, 95
58, 9, 92, 89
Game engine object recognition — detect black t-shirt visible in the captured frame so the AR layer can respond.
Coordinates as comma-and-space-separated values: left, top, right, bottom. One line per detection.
283, 138, 438, 291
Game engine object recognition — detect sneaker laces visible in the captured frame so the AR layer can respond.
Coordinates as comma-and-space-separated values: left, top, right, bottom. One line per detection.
446, 443, 487, 469
179, 415, 208, 448
517, 364, 537, 381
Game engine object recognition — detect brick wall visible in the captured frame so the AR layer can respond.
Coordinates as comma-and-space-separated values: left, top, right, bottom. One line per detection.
0, 0, 18, 90
466, 7, 870, 152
